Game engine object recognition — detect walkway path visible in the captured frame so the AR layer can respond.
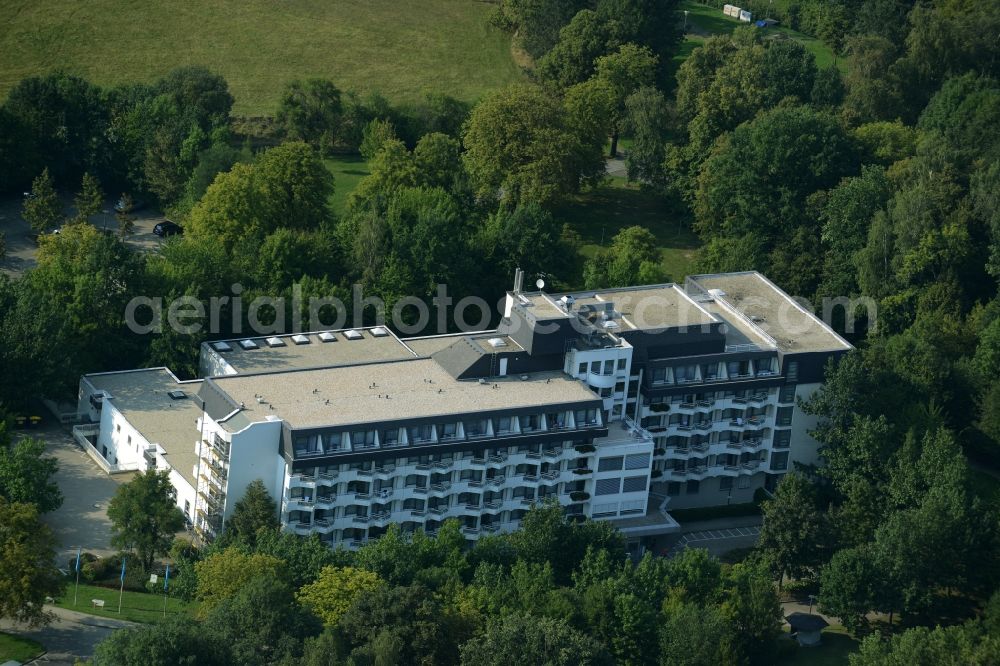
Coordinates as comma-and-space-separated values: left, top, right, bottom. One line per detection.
0, 606, 134, 665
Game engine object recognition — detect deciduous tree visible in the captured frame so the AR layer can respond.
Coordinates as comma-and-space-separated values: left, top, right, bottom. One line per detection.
0, 437, 62, 512
0, 498, 63, 626
107, 470, 186, 572
460, 613, 613, 666
22, 168, 62, 235
298, 566, 384, 627
758, 473, 829, 586
277, 79, 343, 154
462, 84, 600, 206
195, 548, 285, 613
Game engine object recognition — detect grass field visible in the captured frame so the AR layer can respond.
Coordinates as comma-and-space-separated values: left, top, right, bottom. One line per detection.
679, 0, 841, 69
325, 154, 370, 217
0, 632, 44, 663
555, 178, 701, 282
0, 0, 524, 115
54, 582, 196, 624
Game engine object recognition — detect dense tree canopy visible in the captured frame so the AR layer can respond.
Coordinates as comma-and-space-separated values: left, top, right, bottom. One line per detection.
108, 470, 186, 572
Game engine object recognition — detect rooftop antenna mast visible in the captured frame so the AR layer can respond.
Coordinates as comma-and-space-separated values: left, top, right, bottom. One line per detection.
513, 268, 524, 295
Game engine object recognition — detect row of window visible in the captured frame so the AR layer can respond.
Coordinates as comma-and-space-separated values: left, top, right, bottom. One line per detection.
596, 453, 651, 472
662, 452, 765, 471
595, 475, 648, 495
577, 358, 629, 376
649, 358, 778, 385
665, 475, 752, 496
291, 409, 602, 457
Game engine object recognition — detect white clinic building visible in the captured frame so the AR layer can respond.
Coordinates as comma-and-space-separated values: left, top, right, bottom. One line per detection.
75, 271, 851, 550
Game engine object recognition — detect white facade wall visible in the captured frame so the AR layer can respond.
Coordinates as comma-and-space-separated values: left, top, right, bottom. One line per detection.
198, 347, 236, 378
225, 419, 286, 521
96, 402, 148, 471
788, 382, 823, 468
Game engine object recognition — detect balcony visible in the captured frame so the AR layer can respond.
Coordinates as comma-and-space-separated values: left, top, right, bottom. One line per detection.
586, 370, 617, 389
485, 475, 506, 487
540, 470, 560, 481
314, 495, 338, 509
316, 472, 338, 486
483, 500, 503, 511
289, 473, 314, 488
285, 497, 314, 510
291, 522, 313, 536
374, 488, 394, 500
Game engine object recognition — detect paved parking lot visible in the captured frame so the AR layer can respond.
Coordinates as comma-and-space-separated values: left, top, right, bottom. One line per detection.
0, 196, 171, 276
22, 424, 134, 564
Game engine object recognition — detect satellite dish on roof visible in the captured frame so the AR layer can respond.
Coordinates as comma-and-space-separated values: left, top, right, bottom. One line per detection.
536, 278, 545, 289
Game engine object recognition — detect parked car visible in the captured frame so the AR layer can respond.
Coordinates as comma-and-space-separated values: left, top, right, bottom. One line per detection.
153, 220, 183, 237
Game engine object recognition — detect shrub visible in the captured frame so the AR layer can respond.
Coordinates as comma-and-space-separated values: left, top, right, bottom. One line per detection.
68, 551, 97, 573
82, 554, 122, 583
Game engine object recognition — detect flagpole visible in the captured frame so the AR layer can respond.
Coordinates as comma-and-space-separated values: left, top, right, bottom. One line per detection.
118, 556, 126, 614
162, 564, 169, 618
73, 546, 81, 607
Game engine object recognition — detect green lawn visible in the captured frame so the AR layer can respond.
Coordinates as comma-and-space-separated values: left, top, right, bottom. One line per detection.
0, 0, 525, 116
325, 154, 370, 217
555, 179, 702, 282
54, 582, 196, 624
679, 0, 841, 70
0, 632, 44, 663
777, 626, 860, 666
